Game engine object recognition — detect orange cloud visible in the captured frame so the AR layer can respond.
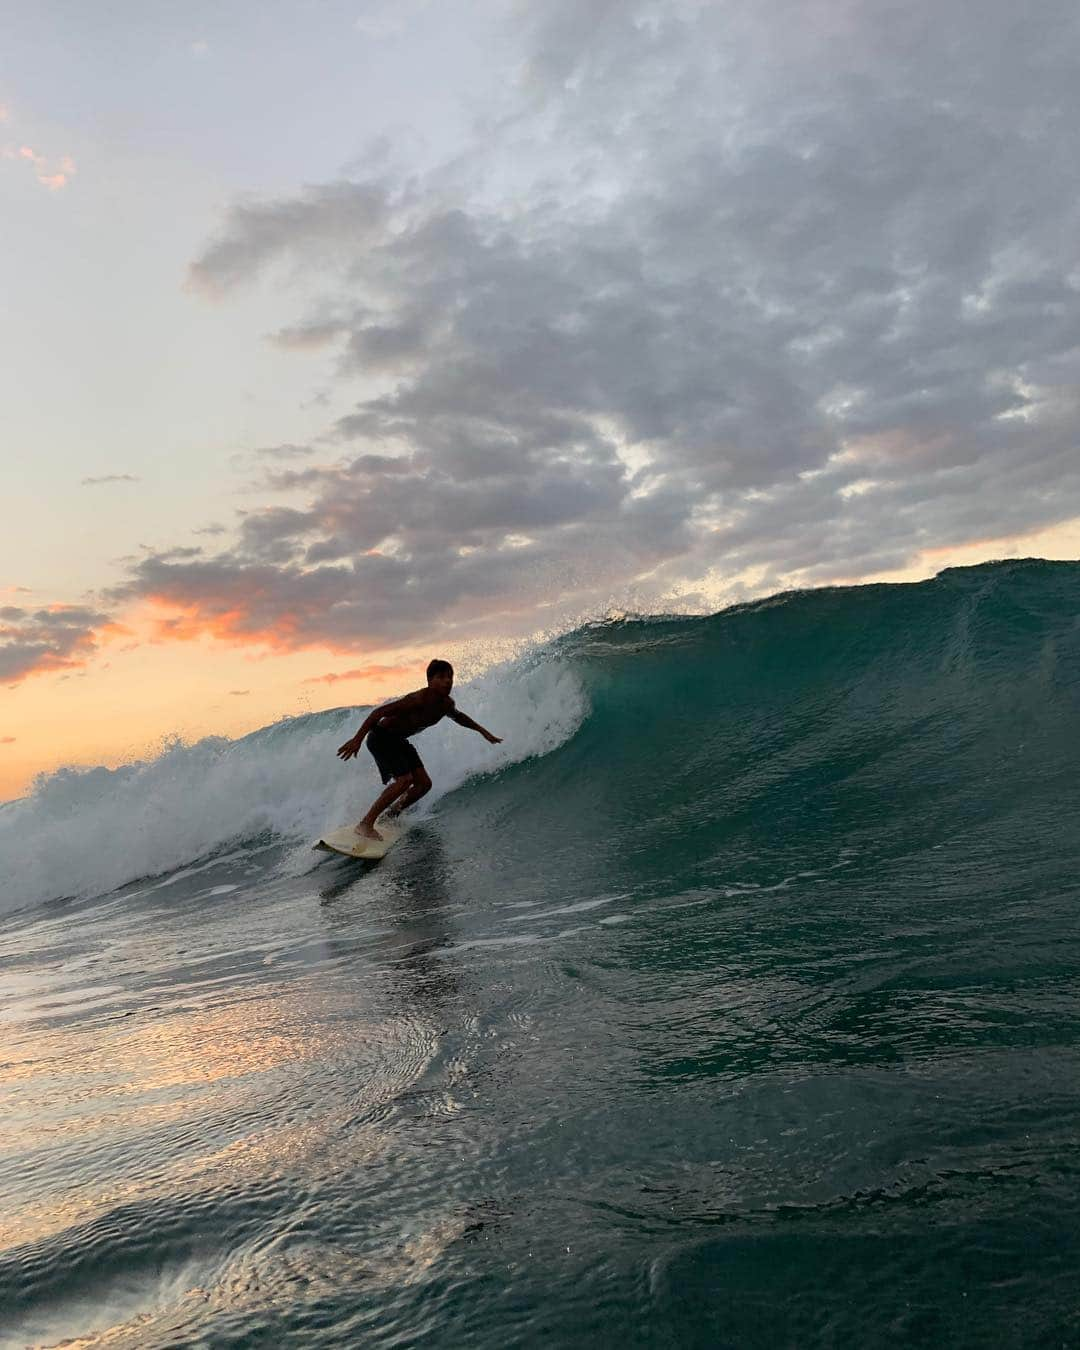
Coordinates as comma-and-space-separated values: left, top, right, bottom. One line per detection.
123, 558, 394, 655
110, 538, 467, 663
146, 599, 310, 650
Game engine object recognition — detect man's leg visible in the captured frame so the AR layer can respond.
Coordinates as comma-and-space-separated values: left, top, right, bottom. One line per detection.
356, 773, 413, 838
387, 766, 432, 818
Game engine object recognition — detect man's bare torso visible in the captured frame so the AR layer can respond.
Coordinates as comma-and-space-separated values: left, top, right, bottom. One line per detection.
377, 688, 453, 737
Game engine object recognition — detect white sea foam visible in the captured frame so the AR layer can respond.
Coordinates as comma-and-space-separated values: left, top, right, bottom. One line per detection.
0, 653, 587, 915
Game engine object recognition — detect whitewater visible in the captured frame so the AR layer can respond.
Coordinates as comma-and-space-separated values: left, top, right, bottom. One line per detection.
0, 656, 587, 916
2, 558, 1079, 1347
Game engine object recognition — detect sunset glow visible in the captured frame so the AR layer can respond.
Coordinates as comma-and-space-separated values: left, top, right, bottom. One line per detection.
3, 0, 1078, 802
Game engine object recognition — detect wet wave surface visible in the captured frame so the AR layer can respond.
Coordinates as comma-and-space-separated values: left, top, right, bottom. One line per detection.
3, 560, 1080, 1346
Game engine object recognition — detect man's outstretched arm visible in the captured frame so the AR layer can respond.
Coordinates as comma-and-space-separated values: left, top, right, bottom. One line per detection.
449, 708, 502, 744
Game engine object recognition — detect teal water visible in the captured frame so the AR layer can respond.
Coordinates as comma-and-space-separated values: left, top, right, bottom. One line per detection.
2, 559, 1079, 1346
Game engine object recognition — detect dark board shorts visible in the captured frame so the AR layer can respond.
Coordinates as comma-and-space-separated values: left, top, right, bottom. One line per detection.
367, 725, 422, 784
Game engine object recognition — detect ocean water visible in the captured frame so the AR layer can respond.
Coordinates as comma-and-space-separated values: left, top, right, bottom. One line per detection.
2, 558, 1079, 1348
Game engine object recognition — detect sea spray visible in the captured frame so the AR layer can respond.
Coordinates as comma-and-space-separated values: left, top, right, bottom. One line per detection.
0, 654, 588, 914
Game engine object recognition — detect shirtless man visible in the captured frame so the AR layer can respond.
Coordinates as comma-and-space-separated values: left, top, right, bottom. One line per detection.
336, 659, 502, 840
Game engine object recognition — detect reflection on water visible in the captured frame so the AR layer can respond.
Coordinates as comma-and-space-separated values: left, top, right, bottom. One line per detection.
320, 827, 462, 1013
0, 829, 483, 1346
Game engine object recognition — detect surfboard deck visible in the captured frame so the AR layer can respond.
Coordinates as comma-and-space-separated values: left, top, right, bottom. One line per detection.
313, 820, 405, 860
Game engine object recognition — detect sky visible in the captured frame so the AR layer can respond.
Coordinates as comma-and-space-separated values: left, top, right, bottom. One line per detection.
3, 0, 1080, 800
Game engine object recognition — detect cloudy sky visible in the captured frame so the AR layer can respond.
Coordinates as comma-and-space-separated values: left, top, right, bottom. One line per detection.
3, 0, 1080, 798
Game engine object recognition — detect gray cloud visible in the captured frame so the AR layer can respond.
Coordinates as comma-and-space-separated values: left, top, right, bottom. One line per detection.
82, 473, 140, 486
249, 443, 316, 459
187, 182, 391, 297
129, 0, 1080, 655
267, 321, 351, 352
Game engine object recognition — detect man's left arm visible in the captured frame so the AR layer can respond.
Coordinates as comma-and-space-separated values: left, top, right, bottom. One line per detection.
449, 707, 502, 744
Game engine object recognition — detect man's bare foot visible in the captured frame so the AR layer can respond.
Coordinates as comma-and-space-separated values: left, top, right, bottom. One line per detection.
354, 822, 383, 841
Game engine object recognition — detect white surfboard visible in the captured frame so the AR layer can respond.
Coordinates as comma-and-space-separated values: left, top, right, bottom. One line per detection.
313, 819, 405, 860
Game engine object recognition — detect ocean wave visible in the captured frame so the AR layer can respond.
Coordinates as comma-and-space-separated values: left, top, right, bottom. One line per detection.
2, 558, 1077, 917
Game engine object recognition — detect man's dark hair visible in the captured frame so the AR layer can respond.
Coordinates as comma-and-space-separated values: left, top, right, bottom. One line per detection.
426, 658, 453, 681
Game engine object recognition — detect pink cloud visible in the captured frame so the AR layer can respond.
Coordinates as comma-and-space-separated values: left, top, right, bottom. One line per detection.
2, 140, 75, 190
303, 662, 414, 685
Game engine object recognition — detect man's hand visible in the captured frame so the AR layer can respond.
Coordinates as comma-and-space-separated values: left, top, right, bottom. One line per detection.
337, 734, 363, 760
484, 731, 502, 745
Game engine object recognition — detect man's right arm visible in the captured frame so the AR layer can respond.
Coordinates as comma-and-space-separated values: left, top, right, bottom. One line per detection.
336, 709, 379, 760
337, 692, 418, 760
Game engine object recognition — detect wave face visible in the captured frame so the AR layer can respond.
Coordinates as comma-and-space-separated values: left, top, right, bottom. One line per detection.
2, 557, 1078, 916
493, 556, 1080, 899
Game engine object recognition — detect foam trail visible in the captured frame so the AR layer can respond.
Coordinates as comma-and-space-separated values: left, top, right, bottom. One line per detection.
0, 654, 587, 915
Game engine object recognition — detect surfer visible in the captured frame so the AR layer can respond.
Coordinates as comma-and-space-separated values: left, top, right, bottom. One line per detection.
336, 659, 502, 840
